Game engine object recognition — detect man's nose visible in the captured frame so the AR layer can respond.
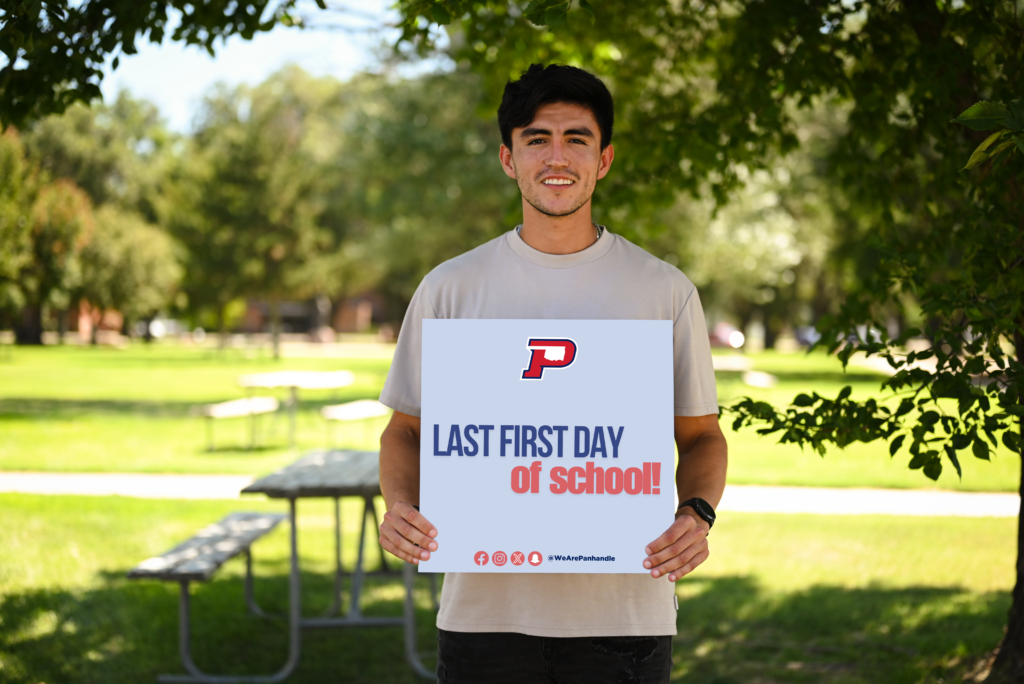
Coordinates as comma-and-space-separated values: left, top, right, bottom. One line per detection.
546, 139, 569, 167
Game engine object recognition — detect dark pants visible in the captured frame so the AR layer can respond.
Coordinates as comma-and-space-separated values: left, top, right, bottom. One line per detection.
436, 629, 673, 684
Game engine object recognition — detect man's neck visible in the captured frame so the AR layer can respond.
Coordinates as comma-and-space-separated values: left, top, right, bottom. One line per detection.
517, 200, 600, 255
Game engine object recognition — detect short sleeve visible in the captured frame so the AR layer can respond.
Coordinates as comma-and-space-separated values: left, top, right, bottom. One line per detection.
674, 289, 719, 416
379, 278, 436, 417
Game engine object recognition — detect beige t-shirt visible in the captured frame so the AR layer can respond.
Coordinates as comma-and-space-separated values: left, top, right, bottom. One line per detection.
380, 228, 718, 637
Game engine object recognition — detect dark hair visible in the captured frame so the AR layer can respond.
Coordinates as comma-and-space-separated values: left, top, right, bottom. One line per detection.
497, 64, 614, 150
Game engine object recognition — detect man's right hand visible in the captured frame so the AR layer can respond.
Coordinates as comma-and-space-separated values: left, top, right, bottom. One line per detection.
379, 501, 438, 565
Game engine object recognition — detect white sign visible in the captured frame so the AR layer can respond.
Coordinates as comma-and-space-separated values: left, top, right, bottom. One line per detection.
420, 319, 675, 573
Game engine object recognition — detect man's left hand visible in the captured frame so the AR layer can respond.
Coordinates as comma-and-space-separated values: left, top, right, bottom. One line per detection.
642, 510, 709, 581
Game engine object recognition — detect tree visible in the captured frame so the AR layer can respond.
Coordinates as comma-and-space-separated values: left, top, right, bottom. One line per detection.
0, 0, 319, 128
163, 68, 337, 357
17, 179, 93, 344
24, 92, 172, 222
395, 0, 1024, 676
322, 71, 517, 317
78, 205, 181, 342
0, 128, 34, 324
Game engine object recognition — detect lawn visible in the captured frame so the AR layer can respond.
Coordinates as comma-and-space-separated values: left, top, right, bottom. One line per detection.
0, 343, 1017, 491
0, 493, 1013, 683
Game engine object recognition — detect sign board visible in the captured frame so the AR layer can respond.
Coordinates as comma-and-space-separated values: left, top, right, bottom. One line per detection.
419, 319, 675, 573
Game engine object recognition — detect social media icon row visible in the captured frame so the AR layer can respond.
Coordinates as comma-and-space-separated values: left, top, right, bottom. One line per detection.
474, 551, 543, 567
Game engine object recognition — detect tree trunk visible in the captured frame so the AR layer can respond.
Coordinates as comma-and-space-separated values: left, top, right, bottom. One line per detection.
217, 305, 228, 350
57, 309, 68, 344
270, 298, 282, 361
988, 327, 1024, 682
15, 305, 44, 345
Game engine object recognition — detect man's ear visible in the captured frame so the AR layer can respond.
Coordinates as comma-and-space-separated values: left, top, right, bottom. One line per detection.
499, 144, 517, 180
596, 144, 615, 180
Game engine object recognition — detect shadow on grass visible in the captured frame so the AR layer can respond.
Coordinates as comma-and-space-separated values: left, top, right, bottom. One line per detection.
673, 576, 1008, 683
0, 395, 385, 420
0, 571, 439, 684
0, 572, 1008, 684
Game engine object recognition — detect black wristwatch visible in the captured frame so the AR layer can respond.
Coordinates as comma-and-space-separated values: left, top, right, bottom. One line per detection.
677, 497, 716, 531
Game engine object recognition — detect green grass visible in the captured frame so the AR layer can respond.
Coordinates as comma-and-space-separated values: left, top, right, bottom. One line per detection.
0, 494, 1013, 683
0, 343, 1018, 490
0, 343, 393, 474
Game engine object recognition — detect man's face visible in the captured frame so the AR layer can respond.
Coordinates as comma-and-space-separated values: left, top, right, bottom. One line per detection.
499, 102, 614, 218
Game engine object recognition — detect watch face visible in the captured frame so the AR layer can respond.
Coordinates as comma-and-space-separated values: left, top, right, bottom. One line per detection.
691, 499, 716, 526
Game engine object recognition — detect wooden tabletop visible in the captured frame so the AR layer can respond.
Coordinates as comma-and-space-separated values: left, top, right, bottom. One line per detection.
242, 449, 381, 499
238, 370, 355, 390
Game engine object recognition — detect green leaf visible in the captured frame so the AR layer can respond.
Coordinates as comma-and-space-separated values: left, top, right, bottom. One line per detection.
579, 0, 596, 19
837, 386, 852, 402
1014, 136, 1024, 154
962, 130, 1009, 170
889, 434, 905, 457
1009, 99, 1024, 120
1006, 405, 1024, 417
923, 457, 943, 481
942, 444, 958, 475
315, 0, 327, 8
973, 437, 990, 461
908, 450, 931, 469
1002, 431, 1023, 454
952, 101, 1011, 130
895, 398, 914, 418
951, 433, 971, 450
793, 393, 815, 407
428, 5, 452, 24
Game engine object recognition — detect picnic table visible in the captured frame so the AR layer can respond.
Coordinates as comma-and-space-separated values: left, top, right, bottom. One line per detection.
238, 371, 355, 447
240, 449, 435, 681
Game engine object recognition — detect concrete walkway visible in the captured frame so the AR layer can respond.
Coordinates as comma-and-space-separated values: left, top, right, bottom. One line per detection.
0, 471, 1018, 517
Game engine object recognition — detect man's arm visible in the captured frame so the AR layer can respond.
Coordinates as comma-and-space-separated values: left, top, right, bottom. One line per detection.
378, 410, 438, 565
643, 414, 728, 581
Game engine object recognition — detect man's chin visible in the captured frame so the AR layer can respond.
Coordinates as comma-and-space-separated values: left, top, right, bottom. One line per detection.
525, 198, 589, 218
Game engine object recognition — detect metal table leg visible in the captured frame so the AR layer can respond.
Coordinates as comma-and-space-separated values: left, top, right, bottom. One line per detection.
403, 563, 436, 681
321, 497, 344, 618
287, 386, 298, 447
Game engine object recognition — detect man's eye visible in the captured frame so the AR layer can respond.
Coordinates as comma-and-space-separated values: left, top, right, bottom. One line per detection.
569, 138, 587, 144
527, 139, 545, 145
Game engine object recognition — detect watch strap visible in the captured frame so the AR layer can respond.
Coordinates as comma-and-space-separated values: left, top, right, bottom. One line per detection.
677, 497, 715, 530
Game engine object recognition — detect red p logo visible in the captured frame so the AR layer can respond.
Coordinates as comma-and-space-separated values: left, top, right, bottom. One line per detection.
521, 338, 577, 380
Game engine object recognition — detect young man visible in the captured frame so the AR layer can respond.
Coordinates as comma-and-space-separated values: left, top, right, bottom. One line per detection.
378, 64, 727, 682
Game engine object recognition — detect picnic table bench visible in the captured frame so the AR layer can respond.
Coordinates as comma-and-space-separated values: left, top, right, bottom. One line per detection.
320, 399, 391, 448
201, 396, 279, 451
128, 512, 289, 683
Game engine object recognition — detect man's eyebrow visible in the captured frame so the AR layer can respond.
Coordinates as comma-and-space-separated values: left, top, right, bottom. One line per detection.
518, 126, 596, 138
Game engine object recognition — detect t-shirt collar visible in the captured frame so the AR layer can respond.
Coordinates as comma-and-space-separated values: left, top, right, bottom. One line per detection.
505, 225, 615, 269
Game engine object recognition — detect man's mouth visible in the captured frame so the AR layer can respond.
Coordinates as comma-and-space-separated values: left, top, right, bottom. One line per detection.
542, 178, 575, 186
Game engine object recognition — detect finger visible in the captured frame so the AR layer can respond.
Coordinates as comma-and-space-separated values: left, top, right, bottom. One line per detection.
644, 515, 697, 556
399, 504, 439, 540
643, 525, 705, 570
380, 524, 431, 563
667, 546, 709, 582
378, 533, 420, 565
650, 538, 708, 580
383, 509, 438, 552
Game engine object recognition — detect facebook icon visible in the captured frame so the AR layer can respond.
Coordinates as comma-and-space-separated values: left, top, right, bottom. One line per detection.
474, 551, 489, 566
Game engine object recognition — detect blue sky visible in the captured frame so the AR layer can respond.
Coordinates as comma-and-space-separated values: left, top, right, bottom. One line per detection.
100, 1, 401, 132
